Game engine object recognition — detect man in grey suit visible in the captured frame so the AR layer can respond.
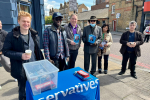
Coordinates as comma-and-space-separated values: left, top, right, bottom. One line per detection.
82, 16, 102, 76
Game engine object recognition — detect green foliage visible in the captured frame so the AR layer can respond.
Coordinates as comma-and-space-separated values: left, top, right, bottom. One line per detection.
45, 15, 53, 24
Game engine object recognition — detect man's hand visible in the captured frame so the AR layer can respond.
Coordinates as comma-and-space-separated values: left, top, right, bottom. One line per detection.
91, 42, 97, 46
71, 41, 76, 45
0, 52, 2, 54
66, 57, 69, 62
22, 53, 31, 60
99, 44, 102, 47
130, 42, 136, 47
104, 44, 108, 47
49, 59, 54, 64
127, 42, 131, 47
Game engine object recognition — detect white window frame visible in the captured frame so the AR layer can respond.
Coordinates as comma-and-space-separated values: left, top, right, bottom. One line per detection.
112, 5, 115, 14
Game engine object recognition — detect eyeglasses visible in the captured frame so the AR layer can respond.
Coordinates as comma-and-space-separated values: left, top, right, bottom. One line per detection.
91, 20, 96, 22
55, 17, 62, 21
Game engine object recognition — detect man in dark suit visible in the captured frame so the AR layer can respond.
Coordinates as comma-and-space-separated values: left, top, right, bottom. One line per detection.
118, 21, 144, 79
82, 16, 102, 76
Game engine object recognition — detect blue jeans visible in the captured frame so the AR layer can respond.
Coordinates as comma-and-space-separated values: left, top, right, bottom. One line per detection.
98, 55, 109, 70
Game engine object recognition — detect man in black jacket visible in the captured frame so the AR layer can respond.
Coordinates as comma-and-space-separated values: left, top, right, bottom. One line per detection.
118, 21, 144, 79
2, 11, 44, 100
43, 12, 70, 71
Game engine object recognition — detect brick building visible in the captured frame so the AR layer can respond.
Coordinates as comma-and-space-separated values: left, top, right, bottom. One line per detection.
59, 2, 88, 23
78, 8, 109, 29
49, 8, 59, 16
108, 0, 143, 32
91, 0, 109, 10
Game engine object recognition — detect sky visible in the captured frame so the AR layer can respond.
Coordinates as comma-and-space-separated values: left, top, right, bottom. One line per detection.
44, 0, 94, 16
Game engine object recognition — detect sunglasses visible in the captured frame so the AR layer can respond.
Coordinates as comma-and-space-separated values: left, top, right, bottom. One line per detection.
55, 17, 62, 21
91, 20, 96, 22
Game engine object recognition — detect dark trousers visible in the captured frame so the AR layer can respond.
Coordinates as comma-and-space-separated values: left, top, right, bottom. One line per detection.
144, 35, 149, 42
98, 55, 109, 70
84, 52, 97, 74
121, 51, 137, 74
52, 56, 65, 71
68, 49, 78, 69
18, 76, 27, 100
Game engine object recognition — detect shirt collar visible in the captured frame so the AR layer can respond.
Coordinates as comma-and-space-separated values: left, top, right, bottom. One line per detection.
69, 23, 77, 29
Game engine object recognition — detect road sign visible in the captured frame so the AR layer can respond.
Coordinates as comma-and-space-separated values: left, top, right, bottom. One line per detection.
116, 13, 121, 18
69, 0, 77, 11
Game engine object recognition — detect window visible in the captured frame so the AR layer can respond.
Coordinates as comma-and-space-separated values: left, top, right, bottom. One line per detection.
101, 0, 105, 3
103, 20, 105, 25
17, 4, 30, 13
144, 13, 150, 27
97, 21, 100, 24
112, 5, 115, 14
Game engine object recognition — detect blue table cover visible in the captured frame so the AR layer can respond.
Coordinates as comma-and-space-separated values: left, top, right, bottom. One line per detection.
26, 67, 100, 100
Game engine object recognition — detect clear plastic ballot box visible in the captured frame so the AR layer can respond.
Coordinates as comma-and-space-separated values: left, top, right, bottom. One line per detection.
23, 59, 59, 95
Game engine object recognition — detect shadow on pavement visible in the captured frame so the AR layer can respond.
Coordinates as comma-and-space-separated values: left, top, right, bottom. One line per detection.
2, 87, 18, 96
1, 79, 17, 87
95, 72, 131, 86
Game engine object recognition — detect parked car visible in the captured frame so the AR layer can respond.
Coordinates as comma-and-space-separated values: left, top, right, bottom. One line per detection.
45, 25, 51, 29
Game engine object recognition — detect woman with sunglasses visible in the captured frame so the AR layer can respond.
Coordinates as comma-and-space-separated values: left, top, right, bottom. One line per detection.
98, 24, 113, 74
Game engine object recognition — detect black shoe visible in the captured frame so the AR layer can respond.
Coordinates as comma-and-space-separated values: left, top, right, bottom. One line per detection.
90, 72, 96, 77
104, 71, 107, 74
118, 71, 125, 75
98, 70, 102, 74
131, 74, 137, 79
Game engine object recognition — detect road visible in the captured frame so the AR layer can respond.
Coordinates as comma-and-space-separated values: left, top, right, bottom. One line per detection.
110, 34, 150, 70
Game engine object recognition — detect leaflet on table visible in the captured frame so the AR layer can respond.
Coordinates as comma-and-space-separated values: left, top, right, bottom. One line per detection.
88, 34, 96, 44
74, 34, 80, 44
74, 70, 92, 81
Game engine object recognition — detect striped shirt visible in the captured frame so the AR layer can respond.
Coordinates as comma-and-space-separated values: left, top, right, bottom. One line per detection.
56, 30, 65, 59
43, 28, 65, 60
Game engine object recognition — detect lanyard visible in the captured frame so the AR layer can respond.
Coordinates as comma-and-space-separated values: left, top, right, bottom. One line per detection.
102, 33, 105, 41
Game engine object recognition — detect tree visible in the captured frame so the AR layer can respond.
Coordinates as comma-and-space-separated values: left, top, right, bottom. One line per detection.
45, 15, 53, 24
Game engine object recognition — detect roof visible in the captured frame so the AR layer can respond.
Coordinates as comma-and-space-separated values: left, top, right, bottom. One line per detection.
77, 8, 108, 20
53, 9, 59, 12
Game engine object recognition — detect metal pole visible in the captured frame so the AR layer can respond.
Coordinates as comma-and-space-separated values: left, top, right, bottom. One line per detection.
116, 18, 118, 32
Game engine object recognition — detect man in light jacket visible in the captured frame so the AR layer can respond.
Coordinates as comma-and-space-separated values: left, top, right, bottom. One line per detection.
64, 14, 82, 69
82, 16, 102, 76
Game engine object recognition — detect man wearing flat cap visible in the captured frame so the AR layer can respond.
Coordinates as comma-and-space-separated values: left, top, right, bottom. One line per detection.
82, 16, 102, 76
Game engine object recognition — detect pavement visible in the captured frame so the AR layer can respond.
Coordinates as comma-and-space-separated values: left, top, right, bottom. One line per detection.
0, 36, 150, 100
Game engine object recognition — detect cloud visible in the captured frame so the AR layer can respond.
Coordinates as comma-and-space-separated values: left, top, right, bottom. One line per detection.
44, 0, 60, 16
87, 6, 91, 11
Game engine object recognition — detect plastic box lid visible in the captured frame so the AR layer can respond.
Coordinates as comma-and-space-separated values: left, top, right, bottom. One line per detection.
23, 59, 59, 78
